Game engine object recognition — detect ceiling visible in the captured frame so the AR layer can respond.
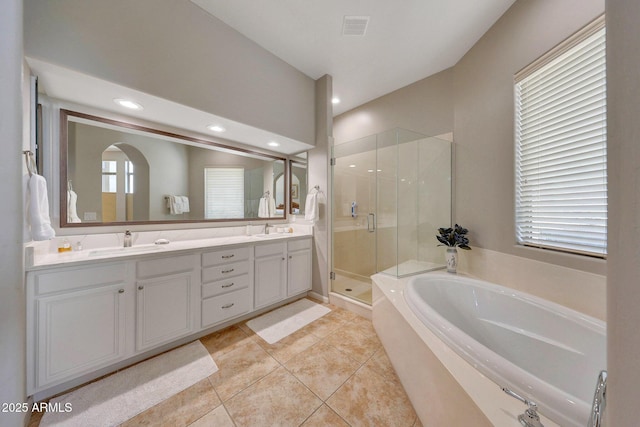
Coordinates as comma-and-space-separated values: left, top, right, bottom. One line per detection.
191, 0, 517, 116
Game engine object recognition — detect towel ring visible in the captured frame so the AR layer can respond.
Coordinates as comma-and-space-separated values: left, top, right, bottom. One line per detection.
23, 150, 37, 176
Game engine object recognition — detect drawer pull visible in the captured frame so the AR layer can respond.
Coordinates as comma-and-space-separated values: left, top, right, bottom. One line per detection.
118, 289, 125, 294
221, 254, 234, 259
222, 283, 235, 288
222, 268, 234, 274
222, 303, 235, 309
138, 285, 144, 290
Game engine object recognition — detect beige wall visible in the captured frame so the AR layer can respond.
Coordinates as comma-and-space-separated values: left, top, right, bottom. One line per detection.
453, 0, 605, 275
605, 0, 640, 424
1, 1, 27, 426
333, 68, 453, 144
24, 0, 315, 145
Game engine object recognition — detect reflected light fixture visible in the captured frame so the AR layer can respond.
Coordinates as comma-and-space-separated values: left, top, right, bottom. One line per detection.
207, 124, 226, 132
332, 97, 341, 104
268, 141, 280, 147
113, 98, 143, 110
349, 164, 356, 168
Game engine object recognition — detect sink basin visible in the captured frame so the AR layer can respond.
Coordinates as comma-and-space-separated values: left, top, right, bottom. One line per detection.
253, 233, 284, 239
88, 245, 164, 257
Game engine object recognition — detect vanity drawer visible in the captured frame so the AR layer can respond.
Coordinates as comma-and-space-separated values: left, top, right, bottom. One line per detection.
202, 247, 250, 267
202, 260, 250, 283
288, 238, 311, 252
202, 288, 251, 328
137, 254, 198, 279
254, 242, 286, 258
202, 274, 249, 298
34, 263, 127, 295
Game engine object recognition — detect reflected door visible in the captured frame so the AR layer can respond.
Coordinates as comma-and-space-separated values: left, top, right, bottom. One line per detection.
331, 136, 377, 304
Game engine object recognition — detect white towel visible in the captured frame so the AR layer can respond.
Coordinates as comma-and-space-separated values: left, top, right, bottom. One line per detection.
178, 196, 190, 213
28, 173, 56, 241
258, 197, 269, 218
305, 191, 319, 222
269, 197, 276, 217
167, 195, 184, 215
67, 190, 81, 223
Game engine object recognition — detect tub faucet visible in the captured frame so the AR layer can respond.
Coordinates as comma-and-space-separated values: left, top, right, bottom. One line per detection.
502, 387, 544, 427
124, 230, 132, 247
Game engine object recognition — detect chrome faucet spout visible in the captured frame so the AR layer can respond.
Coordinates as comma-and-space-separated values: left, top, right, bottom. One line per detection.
264, 223, 270, 235
124, 230, 132, 247
588, 370, 607, 427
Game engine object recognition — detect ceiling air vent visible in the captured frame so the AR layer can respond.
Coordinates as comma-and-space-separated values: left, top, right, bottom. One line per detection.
342, 16, 370, 36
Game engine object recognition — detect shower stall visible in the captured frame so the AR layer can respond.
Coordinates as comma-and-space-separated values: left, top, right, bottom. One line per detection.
331, 128, 452, 305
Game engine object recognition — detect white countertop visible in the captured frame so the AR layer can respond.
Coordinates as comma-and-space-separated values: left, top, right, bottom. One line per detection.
26, 232, 311, 271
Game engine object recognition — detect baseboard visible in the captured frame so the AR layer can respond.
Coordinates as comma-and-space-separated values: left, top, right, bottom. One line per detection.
307, 291, 329, 303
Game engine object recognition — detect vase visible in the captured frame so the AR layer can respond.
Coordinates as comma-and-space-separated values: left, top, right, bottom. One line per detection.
446, 247, 458, 273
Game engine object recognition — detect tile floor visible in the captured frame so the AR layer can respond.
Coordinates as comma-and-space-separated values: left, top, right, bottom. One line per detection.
29, 298, 421, 427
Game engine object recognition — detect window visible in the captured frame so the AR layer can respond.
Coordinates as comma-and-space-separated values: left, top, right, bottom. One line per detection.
101, 160, 117, 193
204, 167, 244, 219
515, 17, 606, 257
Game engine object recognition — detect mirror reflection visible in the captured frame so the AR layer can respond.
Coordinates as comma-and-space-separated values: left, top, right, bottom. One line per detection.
62, 110, 287, 226
290, 161, 308, 215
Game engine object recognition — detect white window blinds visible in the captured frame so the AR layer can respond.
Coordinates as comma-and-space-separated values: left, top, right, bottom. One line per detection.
204, 167, 244, 219
515, 20, 607, 257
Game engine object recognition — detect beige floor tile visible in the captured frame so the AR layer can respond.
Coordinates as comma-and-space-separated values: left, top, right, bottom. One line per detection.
324, 323, 382, 363
301, 404, 350, 427
208, 339, 279, 401
188, 405, 235, 427
414, 414, 424, 427
364, 347, 398, 382
284, 341, 361, 400
121, 378, 221, 427
199, 325, 253, 359
327, 365, 417, 427
225, 367, 322, 427
299, 308, 355, 339
349, 314, 377, 337
252, 327, 320, 364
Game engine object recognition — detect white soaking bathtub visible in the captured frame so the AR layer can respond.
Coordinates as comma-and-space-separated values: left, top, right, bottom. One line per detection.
403, 274, 606, 427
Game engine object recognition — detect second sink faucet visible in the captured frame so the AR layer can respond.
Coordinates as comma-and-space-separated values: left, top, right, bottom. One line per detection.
124, 230, 132, 247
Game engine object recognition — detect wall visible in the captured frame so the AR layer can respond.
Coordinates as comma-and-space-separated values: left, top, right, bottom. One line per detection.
605, 0, 640, 423
453, 0, 605, 274
23, 0, 315, 145
333, 68, 453, 144
0, 1, 27, 426
307, 75, 332, 298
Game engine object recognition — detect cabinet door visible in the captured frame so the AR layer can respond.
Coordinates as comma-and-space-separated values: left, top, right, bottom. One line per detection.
36, 283, 127, 388
288, 249, 312, 296
136, 272, 194, 352
254, 254, 286, 309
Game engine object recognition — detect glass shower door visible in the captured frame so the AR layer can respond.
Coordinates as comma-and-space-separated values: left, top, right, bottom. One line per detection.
331, 135, 377, 304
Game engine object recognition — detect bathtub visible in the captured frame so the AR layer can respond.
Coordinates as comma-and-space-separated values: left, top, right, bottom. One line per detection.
400, 273, 606, 427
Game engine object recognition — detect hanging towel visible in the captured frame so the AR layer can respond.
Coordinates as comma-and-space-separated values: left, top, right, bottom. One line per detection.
305, 189, 319, 222
67, 190, 82, 223
268, 197, 276, 217
27, 173, 56, 241
258, 197, 269, 218
178, 196, 190, 213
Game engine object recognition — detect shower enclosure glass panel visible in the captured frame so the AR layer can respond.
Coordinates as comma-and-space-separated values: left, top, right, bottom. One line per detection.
331, 129, 452, 305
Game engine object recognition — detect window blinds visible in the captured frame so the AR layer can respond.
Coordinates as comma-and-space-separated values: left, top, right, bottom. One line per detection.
515, 23, 606, 257
204, 167, 244, 219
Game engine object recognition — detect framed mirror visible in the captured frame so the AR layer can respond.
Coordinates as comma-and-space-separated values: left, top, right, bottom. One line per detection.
289, 159, 308, 215
60, 109, 287, 227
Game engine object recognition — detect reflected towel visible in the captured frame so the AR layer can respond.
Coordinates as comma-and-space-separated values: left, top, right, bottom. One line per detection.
258, 197, 269, 218
28, 173, 56, 241
269, 197, 276, 217
304, 191, 318, 222
178, 196, 190, 213
67, 190, 82, 223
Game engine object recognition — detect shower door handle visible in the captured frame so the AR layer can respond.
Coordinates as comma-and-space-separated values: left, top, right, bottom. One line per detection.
367, 213, 376, 232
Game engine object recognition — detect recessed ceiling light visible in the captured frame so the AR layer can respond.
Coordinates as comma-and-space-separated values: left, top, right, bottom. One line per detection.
268, 141, 280, 147
367, 169, 374, 173
349, 164, 356, 168
113, 98, 143, 110
332, 97, 341, 104
207, 125, 226, 132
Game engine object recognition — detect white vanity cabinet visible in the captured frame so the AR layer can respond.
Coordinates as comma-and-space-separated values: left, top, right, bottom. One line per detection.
135, 254, 199, 352
201, 246, 252, 328
287, 238, 312, 296
27, 262, 133, 394
254, 242, 287, 309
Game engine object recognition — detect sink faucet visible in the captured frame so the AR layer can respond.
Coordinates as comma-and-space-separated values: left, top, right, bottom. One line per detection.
124, 230, 132, 247
264, 223, 270, 235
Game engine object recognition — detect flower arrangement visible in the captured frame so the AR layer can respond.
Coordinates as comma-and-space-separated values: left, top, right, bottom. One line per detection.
436, 224, 471, 250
